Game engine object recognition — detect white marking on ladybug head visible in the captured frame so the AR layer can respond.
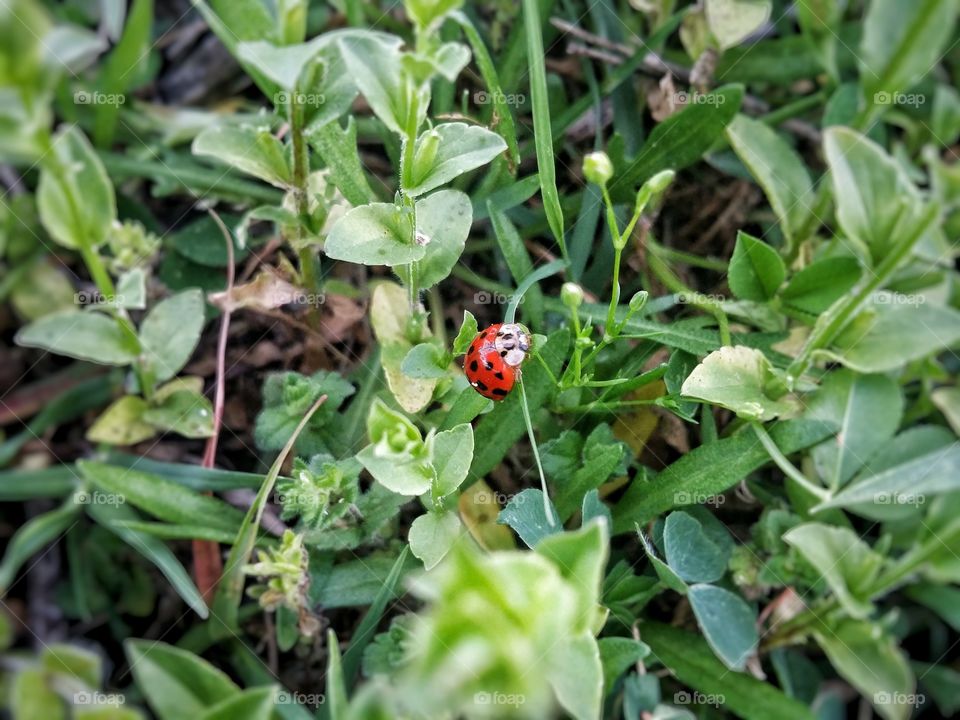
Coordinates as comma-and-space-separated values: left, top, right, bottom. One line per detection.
495, 323, 530, 367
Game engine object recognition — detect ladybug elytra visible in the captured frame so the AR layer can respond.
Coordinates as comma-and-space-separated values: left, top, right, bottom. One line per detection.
463, 323, 531, 400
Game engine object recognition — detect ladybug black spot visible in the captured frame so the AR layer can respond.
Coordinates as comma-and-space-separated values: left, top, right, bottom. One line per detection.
484, 361, 494, 371
494, 371, 505, 380
475, 380, 489, 391
469, 360, 479, 372
492, 388, 509, 397
500, 350, 507, 357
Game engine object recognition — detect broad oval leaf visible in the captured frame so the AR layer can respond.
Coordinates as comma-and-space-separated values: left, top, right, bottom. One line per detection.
139, 289, 206, 382
192, 125, 293, 188
410, 188, 472, 288
405, 122, 506, 197
409, 511, 462, 570
324, 202, 424, 266
16, 310, 139, 365
687, 584, 758, 671
728, 231, 786, 301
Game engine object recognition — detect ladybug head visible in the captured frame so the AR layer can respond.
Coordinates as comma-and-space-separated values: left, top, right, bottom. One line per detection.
495, 323, 530, 368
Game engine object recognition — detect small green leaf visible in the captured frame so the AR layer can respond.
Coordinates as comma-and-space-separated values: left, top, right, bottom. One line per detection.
409, 511, 462, 570
547, 633, 603, 720
663, 511, 731, 583
688, 583, 758, 670
337, 34, 408, 135
192, 125, 293, 188
637, 528, 688, 594
197, 687, 276, 720
0, 500, 79, 591
401, 343, 447, 379
324, 202, 423, 266
452, 310, 478, 356
307, 117, 376, 206
16, 311, 138, 365
779, 256, 861, 316
782, 523, 884, 618
37, 125, 116, 250
11, 668, 66, 720
497, 488, 560, 549
813, 618, 914, 720
599, 637, 650, 695
405, 122, 505, 197
728, 231, 786, 301
705, 0, 772, 50
124, 640, 239, 720
681, 346, 797, 421
139, 289, 206, 382
143, 389, 215, 439
727, 115, 813, 245
428, 423, 474, 497
409, 188, 473, 289
88, 396, 157, 445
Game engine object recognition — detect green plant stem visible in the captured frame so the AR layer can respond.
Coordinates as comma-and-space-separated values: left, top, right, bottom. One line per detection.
760, 91, 828, 128
784, 201, 940, 386
751, 422, 829, 501
290, 95, 320, 292
648, 240, 727, 272
646, 249, 731, 346
518, 376, 556, 527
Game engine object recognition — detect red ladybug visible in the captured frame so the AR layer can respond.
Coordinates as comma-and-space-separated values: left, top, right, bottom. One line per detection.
463, 323, 531, 400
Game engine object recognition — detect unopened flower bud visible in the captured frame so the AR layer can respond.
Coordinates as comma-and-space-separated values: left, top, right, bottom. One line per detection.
583, 151, 613, 186
561, 282, 584, 309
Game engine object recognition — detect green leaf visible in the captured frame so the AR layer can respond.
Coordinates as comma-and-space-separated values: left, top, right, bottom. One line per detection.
612, 419, 835, 533
547, 633, 603, 720
640, 622, 815, 720
78, 461, 244, 532
142, 389, 215, 439
87, 396, 157, 445
824, 127, 927, 265
307, 117, 376, 206
814, 443, 960, 513
114, 268, 148, 310
405, 0, 462, 29
451, 310, 478, 356
11, 668, 66, 720
705, 0, 771, 50
687, 584, 758, 671
932, 386, 960, 436
728, 231, 786, 301
405, 123, 505, 197
860, 0, 959, 102
611, 85, 743, 200
782, 523, 883, 618
681, 346, 797, 421
521, 0, 564, 246
167, 214, 247, 268
598, 637, 650, 695
40, 643, 102, 687
139, 289, 206, 382
197, 687, 276, 720
411, 188, 472, 288
192, 125, 292, 188
124, 640, 239, 720
780, 256, 861, 316
726, 116, 813, 245
325, 630, 348, 719
38, 126, 116, 249
806, 370, 903, 490
428, 423, 474, 497
548, 425, 628, 522
324, 202, 423, 266
16, 311, 138, 365
813, 618, 914, 720
89, 501, 208, 617
663, 511, 730, 583
536, 520, 609, 628
337, 34, 408, 135
357, 398, 432, 496
235, 40, 320, 91
498, 489, 561, 549
820, 299, 960, 373
409, 511, 462, 570
0, 499, 79, 591
315, 552, 416, 608
400, 343, 447, 379
637, 528, 688, 594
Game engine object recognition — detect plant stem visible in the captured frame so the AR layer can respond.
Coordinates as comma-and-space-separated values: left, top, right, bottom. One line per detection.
519, 377, 556, 527
752, 422, 829, 501
785, 201, 940, 386
290, 94, 320, 292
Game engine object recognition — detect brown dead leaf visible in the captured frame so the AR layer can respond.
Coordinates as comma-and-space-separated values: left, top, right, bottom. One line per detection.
209, 271, 303, 312
459, 480, 516, 551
